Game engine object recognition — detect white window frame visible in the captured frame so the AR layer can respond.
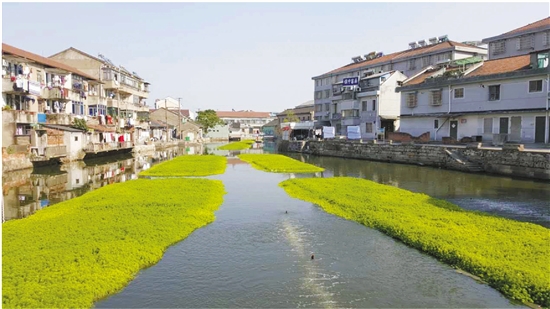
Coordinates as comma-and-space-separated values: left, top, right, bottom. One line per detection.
543, 31, 550, 46
454, 87, 464, 99
528, 80, 543, 93
516, 35, 534, 51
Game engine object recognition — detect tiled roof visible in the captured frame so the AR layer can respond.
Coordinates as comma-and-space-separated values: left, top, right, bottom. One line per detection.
2, 43, 100, 81
466, 55, 531, 77
87, 124, 116, 132
216, 111, 272, 118
503, 16, 550, 35
402, 55, 532, 86
320, 41, 479, 76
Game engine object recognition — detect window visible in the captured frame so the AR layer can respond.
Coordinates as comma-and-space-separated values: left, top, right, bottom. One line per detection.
406, 93, 417, 107
324, 89, 330, 98
408, 59, 416, 70
324, 103, 329, 111
529, 80, 542, 93
362, 101, 367, 111
74, 136, 78, 142
333, 103, 337, 113
430, 90, 442, 106
537, 52, 549, 69
315, 104, 322, 112
372, 99, 376, 111
37, 70, 43, 83
516, 35, 534, 50
422, 56, 431, 67
315, 91, 322, 99
434, 119, 439, 129
544, 32, 550, 46
492, 41, 506, 55
483, 118, 493, 134
488, 85, 500, 101
365, 122, 373, 133
454, 88, 464, 98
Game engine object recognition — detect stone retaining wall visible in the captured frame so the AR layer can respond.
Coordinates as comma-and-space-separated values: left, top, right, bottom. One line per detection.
278, 140, 550, 181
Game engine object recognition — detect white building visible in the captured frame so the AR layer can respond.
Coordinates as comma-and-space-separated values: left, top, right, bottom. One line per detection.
396, 17, 550, 144
312, 36, 488, 137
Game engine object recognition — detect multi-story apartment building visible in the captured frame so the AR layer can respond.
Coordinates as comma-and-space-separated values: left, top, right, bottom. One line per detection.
2, 43, 102, 164
2, 43, 100, 116
312, 37, 487, 137
396, 17, 549, 144
49, 48, 150, 121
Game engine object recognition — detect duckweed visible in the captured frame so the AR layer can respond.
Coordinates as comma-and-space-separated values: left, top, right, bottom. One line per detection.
238, 154, 324, 173
2, 178, 226, 308
140, 155, 227, 177
217, 139, 255, 150
279, 177, 550, 307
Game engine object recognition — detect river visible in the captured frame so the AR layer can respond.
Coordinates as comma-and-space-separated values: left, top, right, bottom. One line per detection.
3, 141, 547, 307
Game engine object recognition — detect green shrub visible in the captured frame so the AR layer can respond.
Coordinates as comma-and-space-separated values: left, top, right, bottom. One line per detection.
217, 140, 255, 150
279, 177, 550, 307
139, 155, 227, 177
2, 178, 226, 308
238, 154, 324, 173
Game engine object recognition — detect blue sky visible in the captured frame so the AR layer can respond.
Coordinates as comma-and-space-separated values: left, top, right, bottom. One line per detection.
2, 2, 549, 113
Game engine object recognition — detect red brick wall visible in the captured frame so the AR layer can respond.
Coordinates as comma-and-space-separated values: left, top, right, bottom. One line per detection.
387, 131, 430, 143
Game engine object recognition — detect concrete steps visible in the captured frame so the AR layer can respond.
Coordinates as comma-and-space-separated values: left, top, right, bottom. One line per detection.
444, 149, 484, 172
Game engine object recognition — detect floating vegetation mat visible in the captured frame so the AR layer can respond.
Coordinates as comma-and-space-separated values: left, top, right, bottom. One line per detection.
279, 177, 550, 307
2, 178, 226, 308
238, 154, 324, 173
140, 155, 227, 177
217, 139, 255, 150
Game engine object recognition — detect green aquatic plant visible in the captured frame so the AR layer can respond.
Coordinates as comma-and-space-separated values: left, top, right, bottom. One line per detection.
139, 155, 227, 177
279, 177, 550, 307
2, 178, 226, 308
238, 154, 324, 173
217, 140, 255, 150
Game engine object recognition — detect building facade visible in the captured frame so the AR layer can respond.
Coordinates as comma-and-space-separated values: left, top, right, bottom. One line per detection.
396, 18, 549, 144
49, 48, 150, 121
312, 37, 488, 137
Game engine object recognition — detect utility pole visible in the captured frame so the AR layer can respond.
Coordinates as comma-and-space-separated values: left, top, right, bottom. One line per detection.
177, 97, 182, 140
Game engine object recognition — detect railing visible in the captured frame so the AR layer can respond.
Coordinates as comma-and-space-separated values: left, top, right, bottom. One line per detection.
45, 145, 67, 157
331, 113, 342, 120
84, 141, 133, 152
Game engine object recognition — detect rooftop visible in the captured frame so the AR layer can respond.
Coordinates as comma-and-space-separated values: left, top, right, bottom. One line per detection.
216, 111, 272, 118
483, 17, 550, 43
2, 43, 100, 81
315, 40, 483, 78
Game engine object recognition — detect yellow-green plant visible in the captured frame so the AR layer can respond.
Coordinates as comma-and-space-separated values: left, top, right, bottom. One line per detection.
238, 154, 324, 173
2, 178, 226, 308
140, 155, 227, 177
217, 140, 255, 150
279, 177, 550, 307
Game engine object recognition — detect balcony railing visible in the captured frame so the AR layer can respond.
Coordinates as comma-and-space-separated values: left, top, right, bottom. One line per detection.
45, 145, 67, 157
331, 113, 342, 120
84, 141, 133, 153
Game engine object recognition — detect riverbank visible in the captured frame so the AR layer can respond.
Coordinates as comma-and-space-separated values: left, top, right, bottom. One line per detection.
278, 140, 550, 181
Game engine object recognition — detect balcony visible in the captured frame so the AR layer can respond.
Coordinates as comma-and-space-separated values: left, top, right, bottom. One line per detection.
84, 141, 133, 153
331, 113, 342, 120
4, 110, 37, 123
340, 100, 359, 110
43, 87, 70, 100
342, 117, 361, 126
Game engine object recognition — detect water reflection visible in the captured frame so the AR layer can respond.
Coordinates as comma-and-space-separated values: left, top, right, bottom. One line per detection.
2, 145, 203, 222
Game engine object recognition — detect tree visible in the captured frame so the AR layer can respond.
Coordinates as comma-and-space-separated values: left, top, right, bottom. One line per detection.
283, 110, 300, 122
195, 109, 225, 132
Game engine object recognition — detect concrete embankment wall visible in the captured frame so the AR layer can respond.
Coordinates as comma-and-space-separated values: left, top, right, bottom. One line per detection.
278, 140, 550, 181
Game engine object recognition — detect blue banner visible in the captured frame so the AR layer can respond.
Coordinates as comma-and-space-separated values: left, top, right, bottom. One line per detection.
342, 77, 359, 86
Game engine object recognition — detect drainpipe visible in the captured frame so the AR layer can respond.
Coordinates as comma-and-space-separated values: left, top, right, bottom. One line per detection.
448, 84, 452, 114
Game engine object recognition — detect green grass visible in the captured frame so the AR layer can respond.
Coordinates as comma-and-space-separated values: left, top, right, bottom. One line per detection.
217, 140, 255, 150
238, 154, 325, 173
2, 178, 226, 308
279, 177, 550, 307
139, 155, 227, 177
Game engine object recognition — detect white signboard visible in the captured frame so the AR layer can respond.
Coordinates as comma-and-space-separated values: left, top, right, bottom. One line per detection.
323, 126, 335, 139
347, 126, 361, 139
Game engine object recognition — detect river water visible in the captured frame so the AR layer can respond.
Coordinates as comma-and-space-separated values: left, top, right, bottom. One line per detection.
3, 141, 547, 307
